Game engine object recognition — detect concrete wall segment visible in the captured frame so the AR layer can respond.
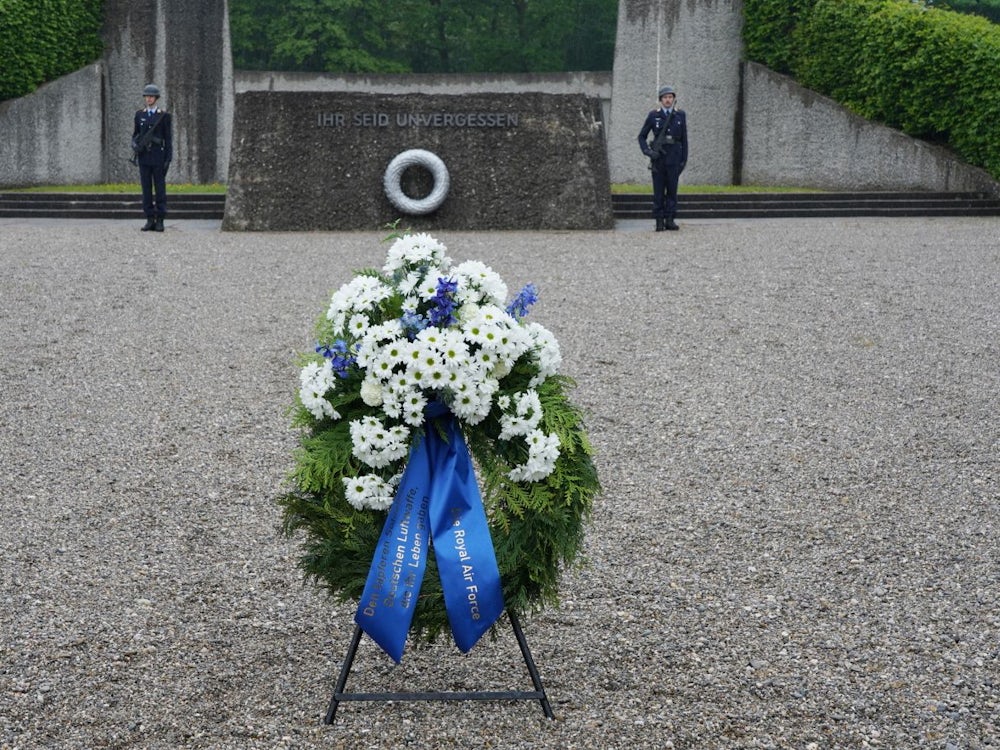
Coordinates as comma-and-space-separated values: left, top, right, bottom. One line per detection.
607, 0, 743, 186
101, 0, 160, 182
0, 65, 105, 187
99, 0, 232, 184
741, 62, 999, 195
164, 0, 231, 184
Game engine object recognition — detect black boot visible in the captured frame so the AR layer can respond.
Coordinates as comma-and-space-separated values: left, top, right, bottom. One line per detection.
655, 218, 665, 232
665, 218, 679, 231
154, 217, 164, 232
141, 217, 155, 231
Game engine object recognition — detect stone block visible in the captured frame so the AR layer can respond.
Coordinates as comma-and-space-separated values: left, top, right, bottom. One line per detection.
222, 92, 612, 231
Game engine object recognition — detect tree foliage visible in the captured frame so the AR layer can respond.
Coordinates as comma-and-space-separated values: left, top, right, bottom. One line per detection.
0, 0, 105, 101
229, 0, 618, 73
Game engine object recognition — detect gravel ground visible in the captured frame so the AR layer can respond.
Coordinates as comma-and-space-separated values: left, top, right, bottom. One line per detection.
1, 216, 997, 750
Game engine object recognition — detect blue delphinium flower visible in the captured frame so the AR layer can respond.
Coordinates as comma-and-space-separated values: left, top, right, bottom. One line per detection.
428, 277, 459, 328
316, 339, 356, 378
506, 283, 538, 320
400, 309, 428, 340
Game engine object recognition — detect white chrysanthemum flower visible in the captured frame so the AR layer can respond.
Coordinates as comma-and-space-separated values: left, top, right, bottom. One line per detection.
355, 322, 403, 369
411, 336, 443, 363
407, 338, 450, 388
400, 389, 429, 426
299, 360, 339, 420
383, 233, 452, 275
364, 349, 394, 381
494, 322, 532, 361
456, 357, 487, 384
421, 357, 451, 390
487, 323, 530, 375
508, 430, 560, 482
470, 347, 493, 370
433, 328, 470, 367
349, 416, 410, 468
449, 375, 497, 424
470, 321, 505, 350
499, 389, 543, 440
364, 320, 404, 346
416, 268, 450, 301
342, 474, 397, 511
380, 384, 403, 419
346, 313, 371, 338
327, 276, 393, 331
452, 260, 508, 306
462, 305, 521, 354
387, 370, 416, 395
414, 326, 444, 349
470, 348, 511, 380
398, 269, 423, 297
524, 321, 562, 384
477, 304, 509, 324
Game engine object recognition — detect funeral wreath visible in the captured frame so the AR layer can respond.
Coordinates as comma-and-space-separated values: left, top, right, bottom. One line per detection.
280, 232, 600, 652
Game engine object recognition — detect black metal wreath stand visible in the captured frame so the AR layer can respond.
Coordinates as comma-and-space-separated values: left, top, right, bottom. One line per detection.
324, 609, 554, 724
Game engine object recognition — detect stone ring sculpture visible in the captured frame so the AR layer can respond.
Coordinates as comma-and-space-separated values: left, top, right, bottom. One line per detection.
383, 149, 451, 215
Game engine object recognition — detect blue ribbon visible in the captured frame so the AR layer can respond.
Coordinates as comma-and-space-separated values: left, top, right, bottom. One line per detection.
354, 406, 505, 662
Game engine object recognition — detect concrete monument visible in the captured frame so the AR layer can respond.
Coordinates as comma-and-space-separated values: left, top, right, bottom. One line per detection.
222, 92, 613, 231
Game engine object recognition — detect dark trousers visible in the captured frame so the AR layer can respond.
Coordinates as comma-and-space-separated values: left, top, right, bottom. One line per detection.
139, 163, 167, 218
651, 163, 680, 220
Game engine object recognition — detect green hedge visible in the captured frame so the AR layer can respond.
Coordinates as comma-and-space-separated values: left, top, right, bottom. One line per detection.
0, 0, 105, 102
745, 0, 1000, 181
743, 0, 817, 74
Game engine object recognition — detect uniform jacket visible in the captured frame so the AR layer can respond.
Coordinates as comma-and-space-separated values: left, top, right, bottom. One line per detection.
132, 109, 173, 167
638, 108, 688, 168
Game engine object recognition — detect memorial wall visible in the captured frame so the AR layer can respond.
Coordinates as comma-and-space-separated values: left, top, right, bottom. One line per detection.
222, 92, 613, 231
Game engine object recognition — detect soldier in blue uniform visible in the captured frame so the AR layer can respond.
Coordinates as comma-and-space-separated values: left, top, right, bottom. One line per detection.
132, 84, 173, 232
638, 86, 688, 231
